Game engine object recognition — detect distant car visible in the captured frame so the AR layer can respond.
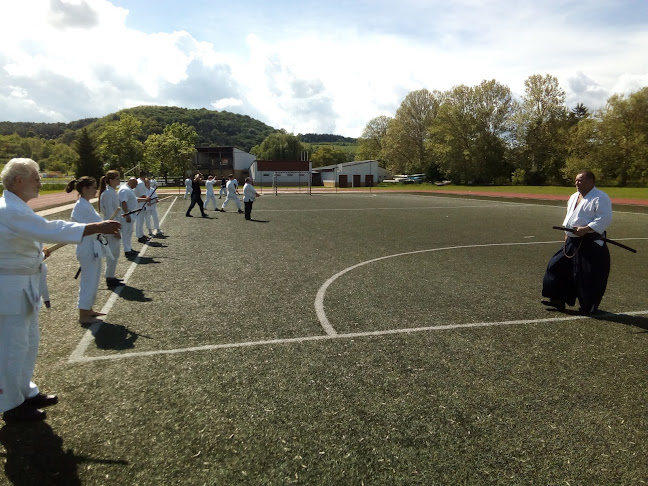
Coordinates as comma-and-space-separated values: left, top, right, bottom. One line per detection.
406, 174, 426, 183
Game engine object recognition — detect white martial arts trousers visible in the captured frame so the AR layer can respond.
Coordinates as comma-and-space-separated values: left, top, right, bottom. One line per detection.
135, 207, 146, 238
77, 255, 102, 310
120, 218, 134, 252
219, 186, 226, 198
204, 193, 218, 210
221, 193, 242, 211
104, 235, 121, 278
0, 293, 40, 413
144, 205, 160, 232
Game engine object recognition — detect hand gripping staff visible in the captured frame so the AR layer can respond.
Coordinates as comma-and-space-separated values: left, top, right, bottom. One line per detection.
552, 226, 637, 253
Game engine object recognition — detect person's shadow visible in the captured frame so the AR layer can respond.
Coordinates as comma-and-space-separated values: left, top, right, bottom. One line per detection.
111, 285, 152, 302
0, 422, 128, 485
93, 320, 152, 350
247, 218, 269, 223
591, 312, 648, 332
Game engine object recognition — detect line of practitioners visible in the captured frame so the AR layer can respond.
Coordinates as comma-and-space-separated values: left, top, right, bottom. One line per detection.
185, 172, 260, 220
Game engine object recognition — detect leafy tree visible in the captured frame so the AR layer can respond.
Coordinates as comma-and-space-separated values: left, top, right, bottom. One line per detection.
98, 113, 144, 173
310, 145, 348, 168
143, 122, 198, 180
355, 115, 390, 162
381, 89, 441, 176
430, 80, 514, 184
74, 128, 103, 181
594, 88, 648, 185
251, 131, 304, 160
511, 74, 569, 184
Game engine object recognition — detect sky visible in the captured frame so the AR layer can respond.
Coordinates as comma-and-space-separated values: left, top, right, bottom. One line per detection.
1, 0, 647, 138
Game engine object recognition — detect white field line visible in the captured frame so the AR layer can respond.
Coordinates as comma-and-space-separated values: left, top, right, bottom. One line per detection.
67, 228, 648, 363
68, 309, 648, 363
314, 239, 648, 335
68, 197, 178, 363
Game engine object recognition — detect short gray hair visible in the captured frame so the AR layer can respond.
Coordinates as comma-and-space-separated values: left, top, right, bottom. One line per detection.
1, 158, 40, 189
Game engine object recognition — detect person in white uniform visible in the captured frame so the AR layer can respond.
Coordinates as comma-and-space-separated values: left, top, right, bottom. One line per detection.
118, 178, 139, 257
143, 178, 162, 236
99, 170, 123, 287
221, 174, 243, 213
67, 177, 114, 325
203, 175, 219, 210
134, 170, 150, 244
242, 177, 261, 220
0, 158, 120, 422
184, 177, 192, 199
542, 170, 613, 315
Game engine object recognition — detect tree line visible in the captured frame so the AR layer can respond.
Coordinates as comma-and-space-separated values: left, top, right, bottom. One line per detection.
355, 75, 648, 186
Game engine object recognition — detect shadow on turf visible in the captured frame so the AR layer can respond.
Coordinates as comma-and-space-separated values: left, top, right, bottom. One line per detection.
0, 422, 128, 485
125, 255, 161, 265
591, 312, 648, 333
247, 218, 269, 223
111, 284, 152, 303
93, 321, 152, 350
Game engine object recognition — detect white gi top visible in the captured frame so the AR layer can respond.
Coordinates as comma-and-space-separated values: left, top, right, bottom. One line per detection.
562, 187, 612, 245
150, 178, 158, 189
243, 183, 258, 202
99, 185, 120, 220
226, 179, 238, 195
118, 184, 137, 213
205, 179, 217, 196
71, 198, 110, 259
134, 178, 147, 209
0, 190, 85, 313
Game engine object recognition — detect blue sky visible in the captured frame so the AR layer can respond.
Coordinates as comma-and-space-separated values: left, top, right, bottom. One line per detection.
1, 0, 647, 137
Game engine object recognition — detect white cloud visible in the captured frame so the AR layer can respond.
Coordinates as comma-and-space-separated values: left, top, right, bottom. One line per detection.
0, 0, 646, 136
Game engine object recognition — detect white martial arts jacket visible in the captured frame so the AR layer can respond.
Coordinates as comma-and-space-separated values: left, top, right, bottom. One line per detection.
243, 183, 258, 202
0, 190, 85, 314
205, 179, 216, 196
118, 184, 137, 213
100, 185, 120, 220
71, 198, 112, 260
226, 179, 238, 195
562, 187, 612, 245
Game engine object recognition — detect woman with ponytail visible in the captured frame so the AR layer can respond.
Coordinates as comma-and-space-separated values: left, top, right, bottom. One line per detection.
66, 177, 112, 325
99, 170, 123, 287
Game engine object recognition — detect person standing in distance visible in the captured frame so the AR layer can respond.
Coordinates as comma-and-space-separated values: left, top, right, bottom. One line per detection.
219, 176, 227, 199
204, 175, 219, 210
243, 177, 261, 220
99, 170, 123, 287
0, 158, 120, 422
118, 177, 140, 257
184, 176, 192, 199
186, 173, 208, 218
541, 170, 613, 315
221, 174, 243, 213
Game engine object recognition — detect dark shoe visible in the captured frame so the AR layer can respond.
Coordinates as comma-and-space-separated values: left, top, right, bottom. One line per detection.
186, 214, 193, 217
25, 393, 58, 408
106, 277, 123, 287
3, 403, 46, 422
579, 304, 600, 316
541, 298, 565, 311
137, 236, 149, 243
125, 250, 138, 257
44, 300, 51, 308
238, 209, 244, 214
201, 214, 209, 218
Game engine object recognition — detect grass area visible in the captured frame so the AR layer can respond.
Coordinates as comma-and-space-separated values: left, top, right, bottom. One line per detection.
1, 193, 647, 484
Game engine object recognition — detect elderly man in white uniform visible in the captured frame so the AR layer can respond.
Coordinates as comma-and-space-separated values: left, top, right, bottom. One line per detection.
221, 174, 243, 213
0, 158, 120, 422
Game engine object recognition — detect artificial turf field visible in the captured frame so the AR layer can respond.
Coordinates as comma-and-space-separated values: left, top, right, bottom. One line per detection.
1, 192, 647, 485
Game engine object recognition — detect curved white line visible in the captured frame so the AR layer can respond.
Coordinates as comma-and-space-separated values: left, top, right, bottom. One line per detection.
316, 239, 569, 335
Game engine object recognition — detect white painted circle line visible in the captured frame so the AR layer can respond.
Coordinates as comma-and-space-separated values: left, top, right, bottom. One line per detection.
316, 239, 575, 335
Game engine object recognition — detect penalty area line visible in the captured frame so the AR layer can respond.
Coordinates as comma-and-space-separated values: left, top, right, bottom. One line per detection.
67, 309, 648, 363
